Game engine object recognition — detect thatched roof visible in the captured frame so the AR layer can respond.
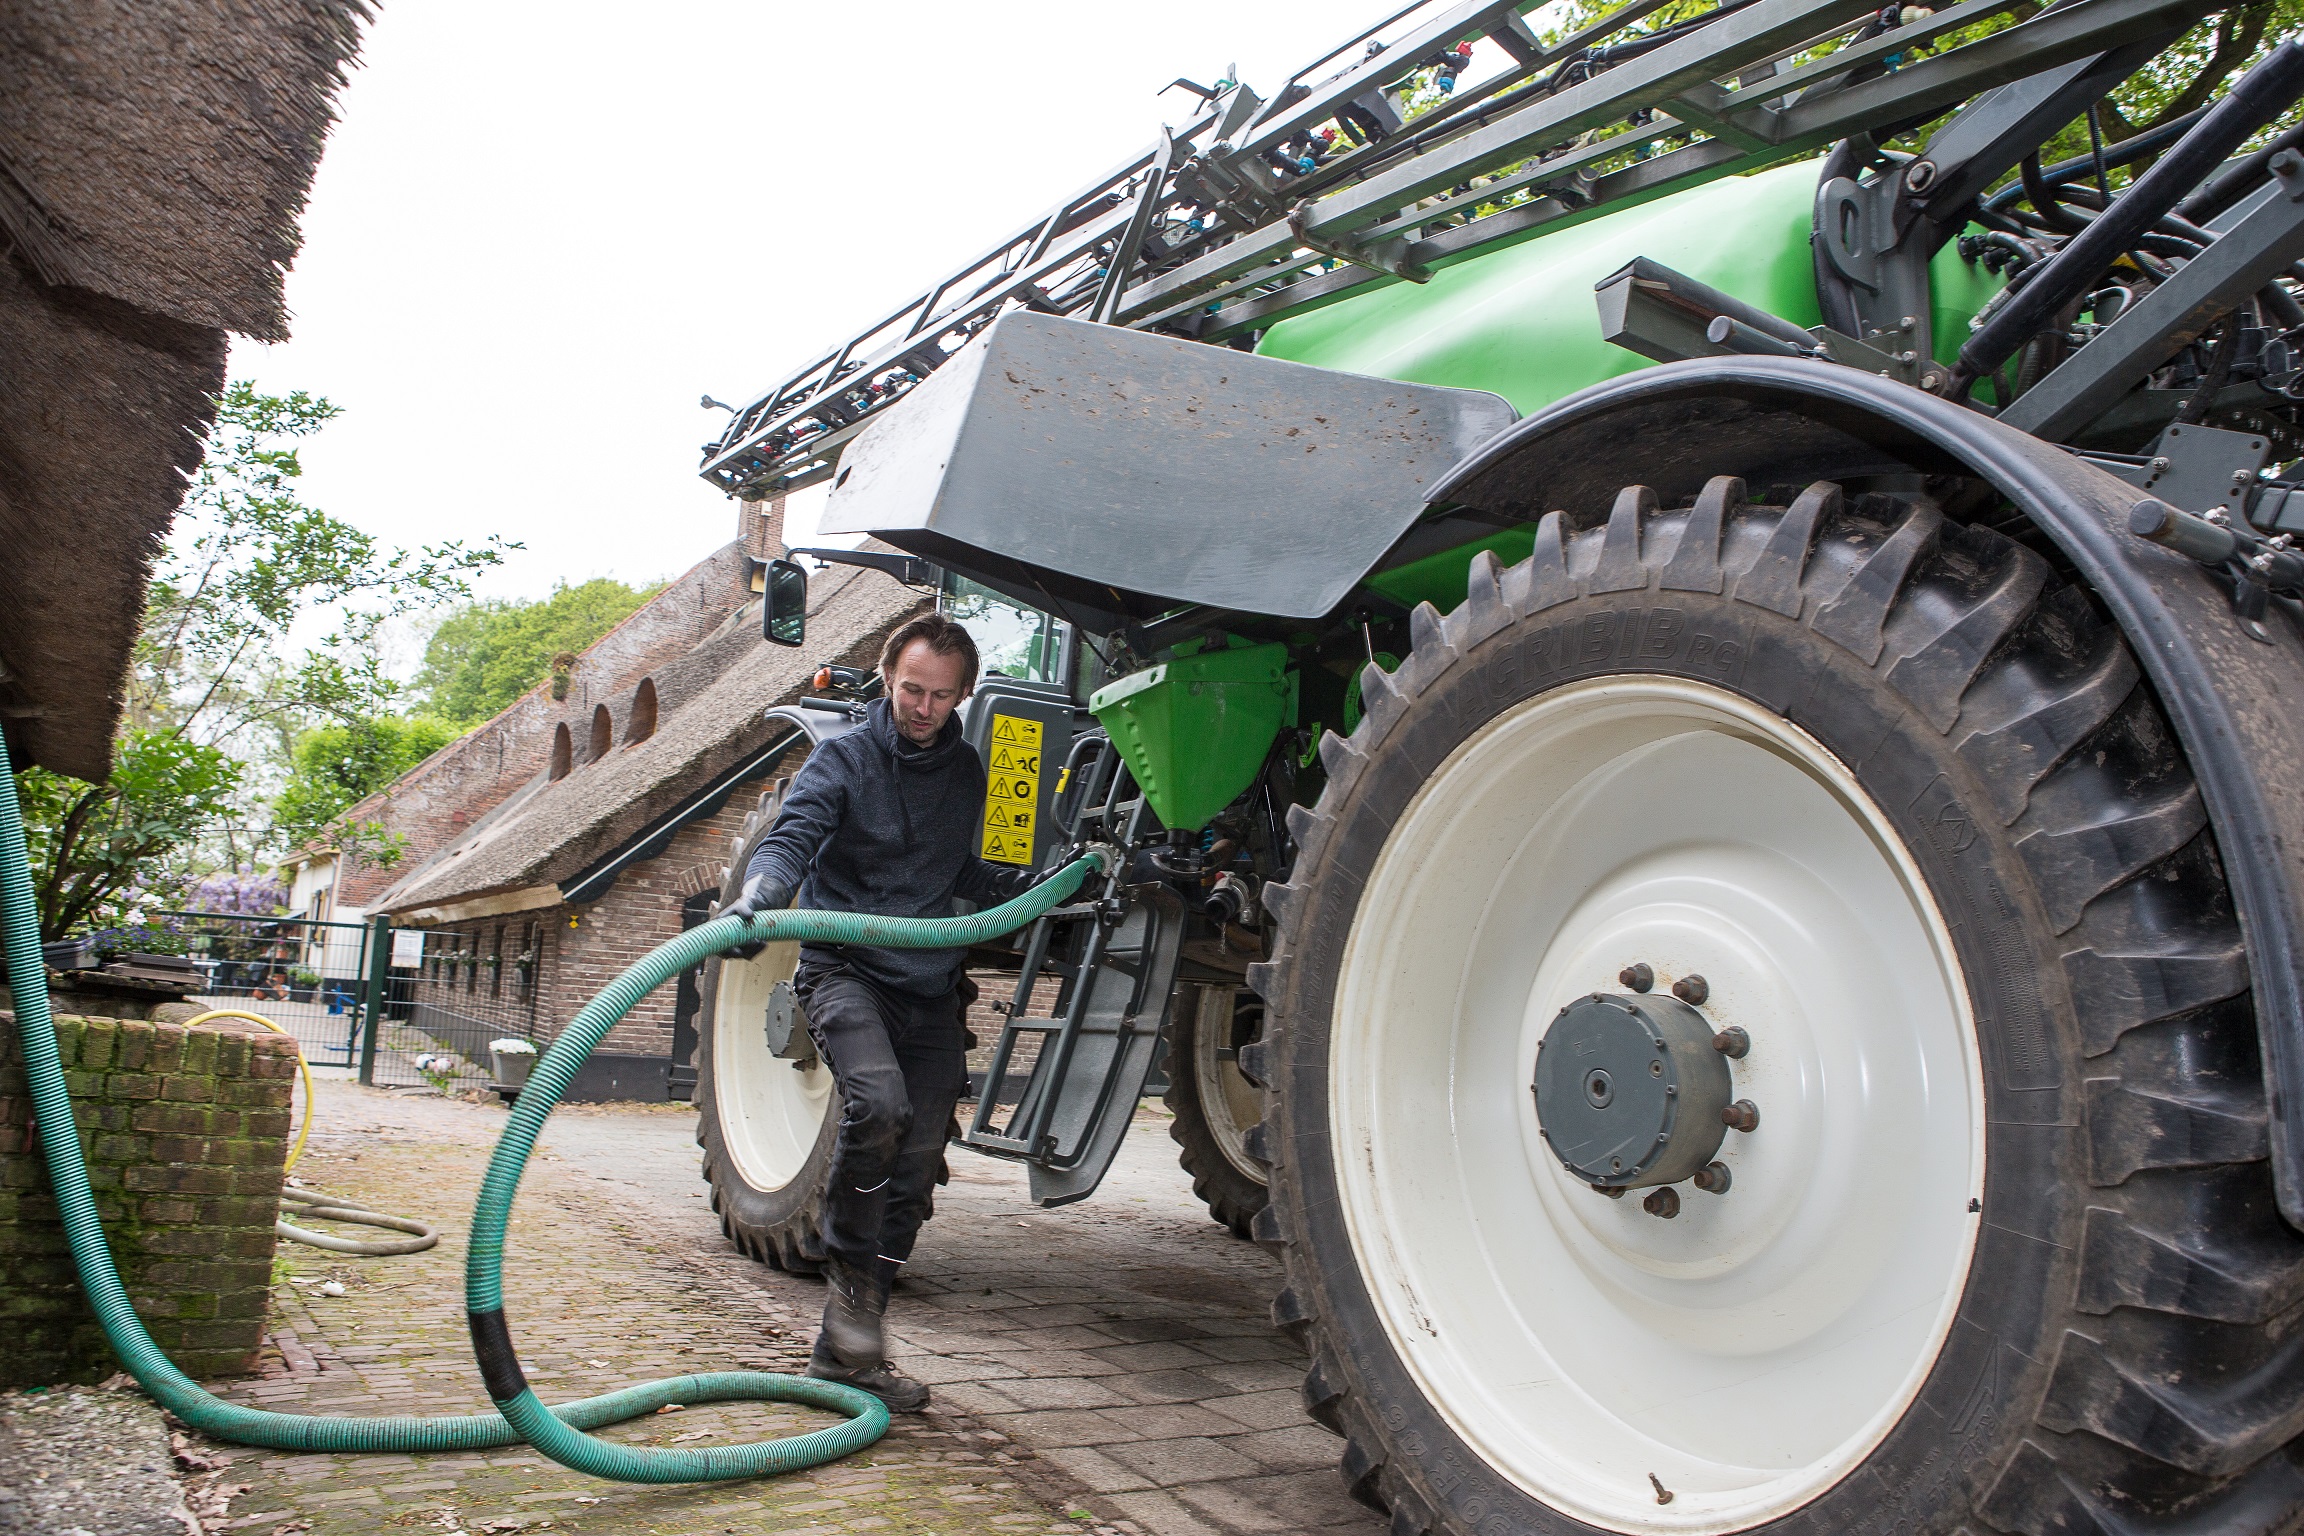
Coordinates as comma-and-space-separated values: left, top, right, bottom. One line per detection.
0, 1, 369, 780
373, 562, 927, 921
321, 541, 768, 911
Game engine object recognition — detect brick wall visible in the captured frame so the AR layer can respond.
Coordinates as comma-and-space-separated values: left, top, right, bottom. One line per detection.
332, 537, 769, 910
534, 784, 779, 1059
739, 493, 788, 563
0, 1014, 295, 1388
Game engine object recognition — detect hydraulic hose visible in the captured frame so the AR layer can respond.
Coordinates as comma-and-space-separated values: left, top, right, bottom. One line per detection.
0, 721, 1099, 1480
1955, 38, 2304, 393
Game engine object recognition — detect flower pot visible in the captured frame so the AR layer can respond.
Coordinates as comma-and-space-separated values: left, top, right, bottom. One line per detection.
491, 1048, 536, 1089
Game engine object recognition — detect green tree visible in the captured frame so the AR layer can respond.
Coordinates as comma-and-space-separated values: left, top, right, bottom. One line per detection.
413, 577, 659, 727
273, 714, 462, 857
132, 383, 511, 773
14, 383, 514, 936
14, 731, 244, 940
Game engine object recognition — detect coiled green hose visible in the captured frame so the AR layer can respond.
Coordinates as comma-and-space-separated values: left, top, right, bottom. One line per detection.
0, 722, 1096, 1480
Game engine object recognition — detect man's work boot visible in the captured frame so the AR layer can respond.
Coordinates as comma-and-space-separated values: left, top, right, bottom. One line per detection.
806, 1340, 931, 1414
817, 1258, 887, 1368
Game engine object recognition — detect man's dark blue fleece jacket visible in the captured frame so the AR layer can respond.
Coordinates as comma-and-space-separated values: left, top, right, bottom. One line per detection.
743, 697, 1036, 996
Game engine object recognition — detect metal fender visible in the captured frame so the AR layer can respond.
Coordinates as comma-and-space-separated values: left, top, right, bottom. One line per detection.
1428, 355, 2304, 1227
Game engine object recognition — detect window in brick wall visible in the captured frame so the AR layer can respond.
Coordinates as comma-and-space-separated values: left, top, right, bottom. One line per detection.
488, 924, 504, 998
589, 704, 613, 764
550, 723, 572, 781
626, 677, 657, 746
516, 921, 539, 1003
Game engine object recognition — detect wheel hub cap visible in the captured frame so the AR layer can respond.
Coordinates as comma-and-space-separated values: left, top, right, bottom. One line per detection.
1534, 991, 1730, 1189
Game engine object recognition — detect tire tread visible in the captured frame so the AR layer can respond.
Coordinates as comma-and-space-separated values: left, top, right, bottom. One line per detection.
1255, 477, 2304, 1535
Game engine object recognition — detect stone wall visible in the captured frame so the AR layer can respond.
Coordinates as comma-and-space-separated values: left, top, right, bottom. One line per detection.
0, 1013, 294, 1388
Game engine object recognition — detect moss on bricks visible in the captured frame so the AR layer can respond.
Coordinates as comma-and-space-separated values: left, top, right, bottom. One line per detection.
0, 1013, 291, 1387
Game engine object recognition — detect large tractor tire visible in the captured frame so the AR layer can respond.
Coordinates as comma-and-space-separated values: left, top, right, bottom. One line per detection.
1164, 982, 1270, 1237
1250, 476, 2304, 1535
695, 784, 837, 1274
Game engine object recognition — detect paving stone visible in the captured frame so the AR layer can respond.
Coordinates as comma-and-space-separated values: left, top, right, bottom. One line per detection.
1038, 1444, 1157, 1493
1200, 1389, 1322, 1432
1190, 1360, 1307, 1394
1089, 1401, 1247, 1440
1102, 1435, 1266, 1485
985, 1409, 1140, 1447
1109, 1369, 1244, 1405
1227, 1423, 1351, 1471
167, 1080, 1376, 1536
1174, 1468, 1378, 1530
1104, 1486, 1230, 1535
988, 1375, 1138, 1411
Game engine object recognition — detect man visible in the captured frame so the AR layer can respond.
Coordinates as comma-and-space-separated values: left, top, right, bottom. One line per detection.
726, 611, 1098, 1412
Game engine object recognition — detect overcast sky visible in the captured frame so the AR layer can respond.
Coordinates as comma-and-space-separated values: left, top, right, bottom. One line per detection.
228, 0, 1404, 609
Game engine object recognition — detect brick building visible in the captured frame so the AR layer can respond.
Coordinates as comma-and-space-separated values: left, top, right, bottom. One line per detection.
359, 502, 925, 1099
282, 497, 799, 930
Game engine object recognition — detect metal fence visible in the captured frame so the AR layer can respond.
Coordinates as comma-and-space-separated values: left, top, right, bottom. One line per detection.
160, 911, 380, 1072
372, 918, 545, 1094
160, 911, 554, 1093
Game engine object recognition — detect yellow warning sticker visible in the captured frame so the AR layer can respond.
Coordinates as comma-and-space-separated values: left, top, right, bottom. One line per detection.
980, 714, 1044, 865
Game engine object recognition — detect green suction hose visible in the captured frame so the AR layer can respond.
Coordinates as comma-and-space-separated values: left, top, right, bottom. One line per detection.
0, 722, 1100, 1480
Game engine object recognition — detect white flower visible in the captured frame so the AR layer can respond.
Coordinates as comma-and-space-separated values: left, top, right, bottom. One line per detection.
490, 1038, 538, 1054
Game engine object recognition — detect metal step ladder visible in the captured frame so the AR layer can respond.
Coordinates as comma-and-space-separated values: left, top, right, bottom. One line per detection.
961, 735, 1186, 1206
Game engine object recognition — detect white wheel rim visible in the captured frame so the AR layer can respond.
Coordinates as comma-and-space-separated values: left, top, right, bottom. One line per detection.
711, 938, 834, 1190
1332, 678, 1984, 1534
1193, 985, 1267, 1182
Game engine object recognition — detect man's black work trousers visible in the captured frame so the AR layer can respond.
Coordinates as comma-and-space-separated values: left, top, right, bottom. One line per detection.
793, 956, 969, 1280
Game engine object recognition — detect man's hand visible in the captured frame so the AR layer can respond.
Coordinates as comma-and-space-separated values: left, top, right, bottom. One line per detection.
723, 873, 793, 959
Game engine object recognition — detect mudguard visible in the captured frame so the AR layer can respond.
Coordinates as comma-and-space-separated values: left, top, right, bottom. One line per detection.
817, 311, 1516, 633
1427, 356, 2304, 1228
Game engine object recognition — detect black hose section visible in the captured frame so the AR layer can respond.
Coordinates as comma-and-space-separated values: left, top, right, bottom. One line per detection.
1983, 107, 2212, 212
2009, 188, 2219, 256
2263, 281, 2304, 331
2021, 153, 2087, 234
2129, 247, 2179, 282
1812, 140, 1867, 338
2174, 311, 2241, 424
2178, 119, 2304, 224
1956, 39, 2304, 392
469, 1309, 530, 1402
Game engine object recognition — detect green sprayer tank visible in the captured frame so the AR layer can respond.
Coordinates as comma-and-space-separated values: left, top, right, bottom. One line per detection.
1256, 160, 1997, 418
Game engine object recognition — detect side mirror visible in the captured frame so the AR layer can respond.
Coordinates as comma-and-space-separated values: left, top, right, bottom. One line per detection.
762, 558, 807, 646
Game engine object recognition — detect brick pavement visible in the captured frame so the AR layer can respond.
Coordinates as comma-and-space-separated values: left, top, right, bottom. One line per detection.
180, 1083, 1381, 1536
190, 1095, 1113, 1536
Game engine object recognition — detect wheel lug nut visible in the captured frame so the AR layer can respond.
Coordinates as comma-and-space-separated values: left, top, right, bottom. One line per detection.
1693, 1161, 1733, 1194
1642, 1187, 1681, 1219
1722, 1099, 1760, 1132
1711, 1026, 1749, 1058
1672, 973, 1709, 1005
1619, 963, 1654, 992
1590, 1182, 1627, 1200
